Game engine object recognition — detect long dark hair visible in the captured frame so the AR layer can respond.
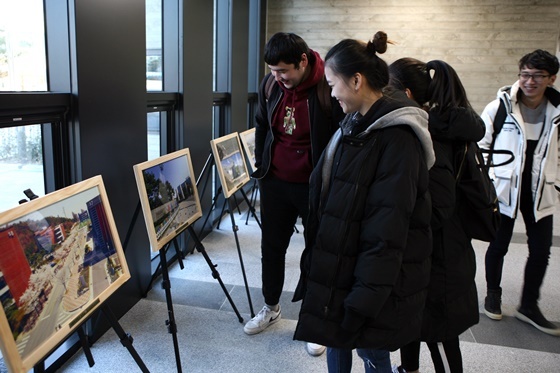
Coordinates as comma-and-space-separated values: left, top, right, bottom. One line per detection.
426, 60, 472, 112
389, 58, 472, 112
388, 58, 430, 104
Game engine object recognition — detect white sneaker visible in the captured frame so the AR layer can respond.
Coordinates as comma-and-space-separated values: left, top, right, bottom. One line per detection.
306, 342, 326, 356
243, 305, 281, 335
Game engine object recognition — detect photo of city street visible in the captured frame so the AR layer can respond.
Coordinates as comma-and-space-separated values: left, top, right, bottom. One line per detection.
0, 184, 127, 364
211, 134, 250, 198
137, 150, 202, 251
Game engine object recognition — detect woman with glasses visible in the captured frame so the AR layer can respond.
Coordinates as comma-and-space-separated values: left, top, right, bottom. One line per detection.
479, 49, 560, 337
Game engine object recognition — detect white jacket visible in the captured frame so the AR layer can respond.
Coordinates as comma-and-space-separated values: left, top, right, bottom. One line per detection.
478, 81, 560, 221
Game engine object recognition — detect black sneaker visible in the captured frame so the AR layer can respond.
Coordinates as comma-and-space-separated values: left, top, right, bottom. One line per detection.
515, 305, 560, 336
484, 290, 502, 320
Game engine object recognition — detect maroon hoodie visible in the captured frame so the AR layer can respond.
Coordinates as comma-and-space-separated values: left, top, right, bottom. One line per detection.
269, 50, 325, 183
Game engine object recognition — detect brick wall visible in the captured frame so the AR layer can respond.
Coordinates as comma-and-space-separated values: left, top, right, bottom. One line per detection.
266, 0, 560, 113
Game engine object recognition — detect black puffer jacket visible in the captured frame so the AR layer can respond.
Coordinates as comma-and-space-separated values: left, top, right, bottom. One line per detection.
421, 107, 485, 342
293, 97, 435, 351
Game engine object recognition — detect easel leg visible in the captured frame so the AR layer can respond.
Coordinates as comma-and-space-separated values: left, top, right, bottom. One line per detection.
245, 180, 258, 225
100, 303, 150, 373
227, 198, 255, 317
216, 194, 228, 230
158, 246, 183, 373
172, 238, 185, 269
239, 187, 261, 229
187, 226, 244, 323
77, 326, 95, 367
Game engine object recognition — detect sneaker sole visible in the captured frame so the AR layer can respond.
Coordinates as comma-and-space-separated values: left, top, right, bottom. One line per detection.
514, 311, 560, 336
243, 314, 281, 335
484, 308, 502, 321
306, 344, 326, 357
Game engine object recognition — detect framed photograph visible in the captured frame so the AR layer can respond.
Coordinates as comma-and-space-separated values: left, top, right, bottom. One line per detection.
239, 128, 257, 174
133, 148, 202, 252
0, 175, 130, 373
210, 133, 250, 199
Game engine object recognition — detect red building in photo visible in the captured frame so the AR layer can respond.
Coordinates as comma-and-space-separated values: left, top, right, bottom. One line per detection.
0, 228, 32, 306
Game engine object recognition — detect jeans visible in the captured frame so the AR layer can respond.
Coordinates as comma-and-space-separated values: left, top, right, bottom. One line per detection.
258, 176, 309, 306
327, 348, 391, 373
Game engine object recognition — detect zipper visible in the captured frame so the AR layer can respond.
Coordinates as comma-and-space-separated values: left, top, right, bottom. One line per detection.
262, 90, 282, 178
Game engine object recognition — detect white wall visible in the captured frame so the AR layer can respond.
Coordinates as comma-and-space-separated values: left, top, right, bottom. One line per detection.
266, 0, 560, 113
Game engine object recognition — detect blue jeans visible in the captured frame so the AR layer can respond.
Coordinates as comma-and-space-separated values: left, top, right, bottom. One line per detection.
327, 348, 391, 373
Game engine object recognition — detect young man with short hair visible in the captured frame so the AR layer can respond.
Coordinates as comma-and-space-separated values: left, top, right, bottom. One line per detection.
479, 49, 560, 336
245, 32, 343, 355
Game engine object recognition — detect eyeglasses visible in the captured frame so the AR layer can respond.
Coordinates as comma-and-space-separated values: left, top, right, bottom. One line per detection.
518, 73, 550, 83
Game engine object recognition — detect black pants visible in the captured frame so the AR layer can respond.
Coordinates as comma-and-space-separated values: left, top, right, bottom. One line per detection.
400, 338, 463, 373
485, 191, 553, 308
258, 176, 309, 306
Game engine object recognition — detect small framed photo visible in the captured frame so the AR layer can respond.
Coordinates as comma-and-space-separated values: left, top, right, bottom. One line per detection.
0, 175, 130, 373
210, 133, 250, 199
239, 128, 257, 174
133, 148, 202, 252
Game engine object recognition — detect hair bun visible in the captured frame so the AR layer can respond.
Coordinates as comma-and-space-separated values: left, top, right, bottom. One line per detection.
372, 31, 388, 54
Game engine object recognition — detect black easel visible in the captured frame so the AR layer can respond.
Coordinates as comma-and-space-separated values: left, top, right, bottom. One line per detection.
143, 237, 184, 295
196, 152, 260, 317
244, 179, 259, 225
187, 225, 243, 322
157, 240, 182, 373
100, 303, 150, 372
33, 306, 149, 373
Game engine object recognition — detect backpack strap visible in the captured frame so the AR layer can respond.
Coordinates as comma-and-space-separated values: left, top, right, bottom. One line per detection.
483, 99, 515, 168
264, 73, 332, 119
491, 99, 507, 149
264, 73, 276, 100
316, 76, 332, 119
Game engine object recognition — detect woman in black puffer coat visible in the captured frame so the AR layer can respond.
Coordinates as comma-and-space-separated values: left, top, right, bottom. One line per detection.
292, 32, 435, 373
388, 58, 485, 373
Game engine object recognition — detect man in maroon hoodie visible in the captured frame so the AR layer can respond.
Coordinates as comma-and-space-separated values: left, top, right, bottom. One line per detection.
244, 32, 343, 357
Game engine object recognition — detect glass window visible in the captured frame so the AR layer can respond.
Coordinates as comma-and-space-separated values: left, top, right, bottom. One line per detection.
146, 0, 162, 91
147, 112, 161, 160
0, 0, 47, 91
0, 124, 45, 212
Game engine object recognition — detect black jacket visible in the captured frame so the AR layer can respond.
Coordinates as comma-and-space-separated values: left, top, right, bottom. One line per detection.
252, 70, 343, 179
421, 107, 485, 342
293, 97, 435, 351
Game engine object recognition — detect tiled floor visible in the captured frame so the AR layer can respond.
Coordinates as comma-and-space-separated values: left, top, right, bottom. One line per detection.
60, 198, 560, 372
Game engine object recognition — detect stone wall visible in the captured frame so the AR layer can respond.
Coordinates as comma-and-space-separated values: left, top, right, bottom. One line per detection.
266, 0, 560, 113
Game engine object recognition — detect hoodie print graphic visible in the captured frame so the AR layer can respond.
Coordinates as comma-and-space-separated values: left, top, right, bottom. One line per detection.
284, 106, 296, 135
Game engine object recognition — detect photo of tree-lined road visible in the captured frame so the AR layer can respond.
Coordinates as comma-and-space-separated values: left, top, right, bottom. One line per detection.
139, 151, 201, 249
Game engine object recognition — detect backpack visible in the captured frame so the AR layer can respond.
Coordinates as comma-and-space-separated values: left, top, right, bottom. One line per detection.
455, 100, 514, 242
455, 141, 501, 242
264, 73, 332, 119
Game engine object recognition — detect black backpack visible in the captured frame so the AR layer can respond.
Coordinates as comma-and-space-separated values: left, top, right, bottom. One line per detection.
455, 101, 514, 242
455, 141, 501, 242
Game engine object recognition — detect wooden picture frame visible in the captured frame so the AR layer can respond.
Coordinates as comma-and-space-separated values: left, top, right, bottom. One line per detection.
133, 148, 202, 252
239, 128, 257, 174
0, 175, 130, 373
210, 133, 250, 199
